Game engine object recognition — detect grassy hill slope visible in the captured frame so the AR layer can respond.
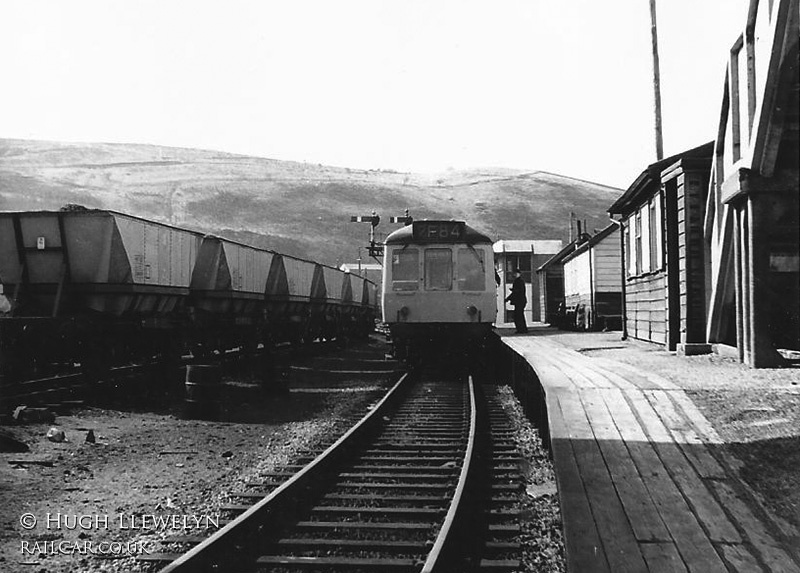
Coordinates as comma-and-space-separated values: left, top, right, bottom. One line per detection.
0, 139, 623, 265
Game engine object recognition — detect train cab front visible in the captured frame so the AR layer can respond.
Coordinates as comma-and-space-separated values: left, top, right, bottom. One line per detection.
381, 220, 498, 368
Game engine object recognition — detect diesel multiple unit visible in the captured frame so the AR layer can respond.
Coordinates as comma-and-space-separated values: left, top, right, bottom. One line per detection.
382, 220, 497, 361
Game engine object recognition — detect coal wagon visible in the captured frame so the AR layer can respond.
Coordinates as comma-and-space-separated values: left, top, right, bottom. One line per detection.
0, 209, 378, 391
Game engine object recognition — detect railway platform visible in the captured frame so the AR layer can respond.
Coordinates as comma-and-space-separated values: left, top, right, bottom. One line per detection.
498, 326, 800, 573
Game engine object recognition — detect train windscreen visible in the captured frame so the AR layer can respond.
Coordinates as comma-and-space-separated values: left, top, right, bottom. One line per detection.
391, 248, 419, 291
457, 248, 485, 291
424, 249, 452, 291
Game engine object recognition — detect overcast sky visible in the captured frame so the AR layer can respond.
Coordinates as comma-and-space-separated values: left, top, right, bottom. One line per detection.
1, 1, 746, 188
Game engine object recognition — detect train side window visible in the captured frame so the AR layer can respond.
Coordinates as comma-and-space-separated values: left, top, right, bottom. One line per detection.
391, 248, 419, 291
457, 248, 485, 291
424, 249, 452, 291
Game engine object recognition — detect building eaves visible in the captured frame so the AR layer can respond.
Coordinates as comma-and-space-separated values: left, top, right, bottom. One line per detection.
608, 141, 714, 216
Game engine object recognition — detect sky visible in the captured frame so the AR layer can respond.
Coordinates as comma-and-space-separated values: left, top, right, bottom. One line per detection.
0, 0, 747, 188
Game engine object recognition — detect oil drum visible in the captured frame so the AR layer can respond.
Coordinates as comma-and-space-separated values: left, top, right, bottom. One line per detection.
183, 364, 221, 420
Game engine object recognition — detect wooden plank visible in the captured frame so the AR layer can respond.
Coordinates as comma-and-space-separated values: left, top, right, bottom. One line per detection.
543, 353, 599, 390
639, 542, 690, 573
717, 544, 768, 573
644, 390, 726, 479
548, 389, 611, 573
601, 390, 729, 573
580, 360, 639, 392
652, 332, 668, 344
502, 340, 575, 391
626, 390, 740, 543
256, 555, 417, 568
581, 389, 671, 542
667, 392, 722, 444
604, 361, 675, 390
274, 538, 422, 550
557, 393, 648, 572
710, 481, 799, 572
567, 358, 627, 391
539, 350, 604, 389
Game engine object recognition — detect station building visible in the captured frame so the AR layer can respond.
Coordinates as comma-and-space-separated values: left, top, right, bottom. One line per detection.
561, 224, 622, 331
609, 142, 714, 351
704, 0, 799, 366
493, 240, 563, 326
608, 0, 798, 366
535, 240, 581, 325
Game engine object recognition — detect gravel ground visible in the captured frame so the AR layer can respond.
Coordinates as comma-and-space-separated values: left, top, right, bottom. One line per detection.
0, 364, 390, 573
495, 385, 566, 573
528, 328, 800, 537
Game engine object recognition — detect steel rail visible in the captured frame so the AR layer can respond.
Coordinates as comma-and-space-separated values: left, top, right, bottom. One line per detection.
157, 371, 411, 573
420, 375, 478, 573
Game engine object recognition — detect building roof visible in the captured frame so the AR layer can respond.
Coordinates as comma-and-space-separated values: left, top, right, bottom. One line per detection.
560, 223, 620, 265
492, 239, 563, 255
536, 238, 584, 272
608, 141, 714, 216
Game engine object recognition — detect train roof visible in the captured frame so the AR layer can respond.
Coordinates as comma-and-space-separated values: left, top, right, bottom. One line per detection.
384, 220, 492, 245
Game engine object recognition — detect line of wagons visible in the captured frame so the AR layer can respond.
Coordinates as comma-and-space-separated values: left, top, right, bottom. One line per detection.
0, 208, 378, 382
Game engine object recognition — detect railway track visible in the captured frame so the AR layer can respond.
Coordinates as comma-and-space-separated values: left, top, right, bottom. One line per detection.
147, 371, 526, 573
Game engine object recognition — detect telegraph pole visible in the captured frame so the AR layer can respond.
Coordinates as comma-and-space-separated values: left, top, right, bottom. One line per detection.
649, 0, 664, 160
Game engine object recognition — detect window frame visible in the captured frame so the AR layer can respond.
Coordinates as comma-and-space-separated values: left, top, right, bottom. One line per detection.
424, 248, 453, 291
390, 247, 420, 291
456, 247, 486, 291
626, 191, 665, 279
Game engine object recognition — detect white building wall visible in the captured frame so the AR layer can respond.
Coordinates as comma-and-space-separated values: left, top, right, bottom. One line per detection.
592, 228, 621, 292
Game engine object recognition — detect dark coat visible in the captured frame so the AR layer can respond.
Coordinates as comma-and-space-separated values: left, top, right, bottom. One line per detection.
506, 275, 527, 307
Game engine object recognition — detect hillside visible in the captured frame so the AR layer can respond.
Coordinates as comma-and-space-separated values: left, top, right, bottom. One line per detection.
0, 139, 623, 265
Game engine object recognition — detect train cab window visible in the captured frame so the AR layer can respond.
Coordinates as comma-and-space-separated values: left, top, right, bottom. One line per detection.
391, 248, 419, 291
457, 248, 485, 291
424, 249, 452, 291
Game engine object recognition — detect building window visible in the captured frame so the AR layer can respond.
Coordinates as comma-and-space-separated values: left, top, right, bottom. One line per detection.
504, 254, 532, 283
627, 220, 636, 276
627, 193, 664, 279
641, 203, 651, 272
634, 210, 643, 275
650, 193, 663, 270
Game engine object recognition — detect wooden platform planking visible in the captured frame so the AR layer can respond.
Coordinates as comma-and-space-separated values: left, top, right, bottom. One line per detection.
501, 334, 800, 573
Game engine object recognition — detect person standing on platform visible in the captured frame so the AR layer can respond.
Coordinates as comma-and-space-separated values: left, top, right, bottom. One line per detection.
506, 269, 528, 334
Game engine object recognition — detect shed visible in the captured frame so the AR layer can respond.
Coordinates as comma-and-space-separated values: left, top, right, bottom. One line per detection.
609, 142, 714, 351
561, 224, 621, 330
535, 238, 583, 326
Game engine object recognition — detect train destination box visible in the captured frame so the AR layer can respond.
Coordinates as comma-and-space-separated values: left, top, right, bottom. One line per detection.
411, 221, 466, 242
